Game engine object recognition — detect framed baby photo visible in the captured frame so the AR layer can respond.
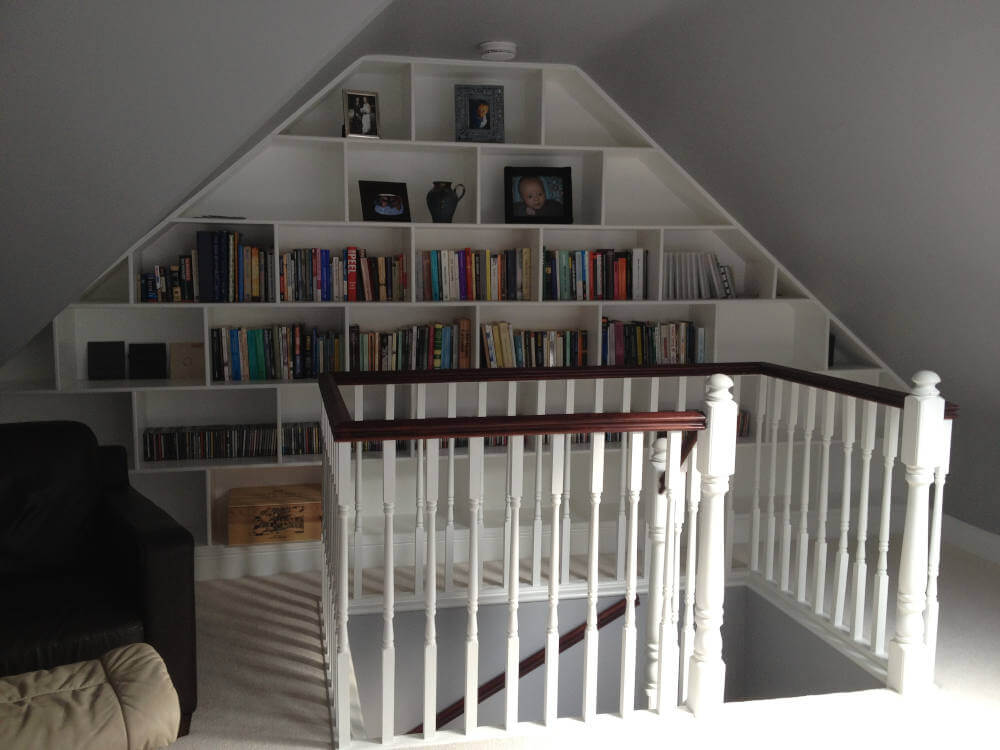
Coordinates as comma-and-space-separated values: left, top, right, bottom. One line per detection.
504, 167, 573, 224
455, 84, 504, 143
359, 180, 411, 222
343, 89, 381, 139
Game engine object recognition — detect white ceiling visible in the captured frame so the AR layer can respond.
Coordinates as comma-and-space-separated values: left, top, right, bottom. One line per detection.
3, 0, 997, 531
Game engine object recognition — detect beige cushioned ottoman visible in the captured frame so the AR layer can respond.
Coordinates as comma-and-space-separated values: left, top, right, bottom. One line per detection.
0, 642, 179, 750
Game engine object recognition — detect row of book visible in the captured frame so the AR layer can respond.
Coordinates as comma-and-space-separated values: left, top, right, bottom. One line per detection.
480, 322, 589, 368
348, 319, 473, 372
279, 247, 407, 302
543, 248, 649, 301
663, 252, 736, 300
414, 248, 532, 302
601, 318, 707, 366
142, 421, 321, 462
209, 325, 344, 382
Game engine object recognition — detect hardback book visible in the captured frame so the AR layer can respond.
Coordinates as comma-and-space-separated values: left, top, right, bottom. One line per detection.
128, 343, 168, 379
87, 341, 126, 380
169, 342, 205, 381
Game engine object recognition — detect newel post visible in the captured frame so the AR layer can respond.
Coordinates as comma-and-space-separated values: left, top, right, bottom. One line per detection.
887, 371, 945, 695
687, 374, 737, 717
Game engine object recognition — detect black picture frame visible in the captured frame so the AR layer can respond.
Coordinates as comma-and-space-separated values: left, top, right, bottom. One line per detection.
343, 89, 381, 139
455, 84, 504, 143
504, 167, 573, 224
359, 180, 411, 222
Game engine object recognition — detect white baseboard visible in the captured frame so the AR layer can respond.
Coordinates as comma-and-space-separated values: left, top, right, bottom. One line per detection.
942, 514, 1000, 566
195, 541, 322, 581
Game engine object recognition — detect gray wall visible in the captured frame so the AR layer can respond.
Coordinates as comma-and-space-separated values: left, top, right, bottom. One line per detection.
4, 0, 997, 532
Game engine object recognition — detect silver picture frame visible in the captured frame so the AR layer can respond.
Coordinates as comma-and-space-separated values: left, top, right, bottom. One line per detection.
455, 84, 504, 143
343, 89, 381, 139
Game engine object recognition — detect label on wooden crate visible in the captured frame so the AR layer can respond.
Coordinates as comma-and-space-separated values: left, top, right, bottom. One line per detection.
227, 484, 322, 545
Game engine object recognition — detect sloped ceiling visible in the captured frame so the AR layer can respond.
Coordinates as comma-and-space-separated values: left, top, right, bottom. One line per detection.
3, 0, 998, 533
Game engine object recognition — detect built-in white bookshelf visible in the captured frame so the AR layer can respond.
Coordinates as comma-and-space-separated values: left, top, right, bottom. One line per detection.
0, 56, 895, 576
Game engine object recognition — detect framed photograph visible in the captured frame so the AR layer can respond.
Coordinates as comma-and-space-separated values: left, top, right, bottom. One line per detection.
359, 180, 411, 222
343, 89, 381, 139
455, 84, 504, 143
504, 167, 573, 224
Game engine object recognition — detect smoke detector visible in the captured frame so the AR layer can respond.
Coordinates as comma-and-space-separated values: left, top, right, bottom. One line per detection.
479, 41, 517, 62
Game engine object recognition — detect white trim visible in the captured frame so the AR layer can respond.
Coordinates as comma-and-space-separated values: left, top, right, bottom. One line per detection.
942, 513, 1000, 566
195, 541, 322, 580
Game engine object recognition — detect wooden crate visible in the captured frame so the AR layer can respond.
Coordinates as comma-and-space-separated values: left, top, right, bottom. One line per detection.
227, 484, 322, 545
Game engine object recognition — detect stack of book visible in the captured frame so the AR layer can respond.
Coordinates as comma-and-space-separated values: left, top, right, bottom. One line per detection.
663, 252, 736, 299
601, 318, 706, 365
480, 322, 589, 368
282, 421, 322, 456
543, 248, 648, 301
415, 248, 531, 301
142, 423, 277, 462
209, 325, 343, 382
279, 247, 407, 302
348, 319, 472, 372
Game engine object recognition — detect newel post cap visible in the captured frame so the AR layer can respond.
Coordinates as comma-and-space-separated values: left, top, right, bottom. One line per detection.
697, 374, 738, 477
900, 370, 946, 469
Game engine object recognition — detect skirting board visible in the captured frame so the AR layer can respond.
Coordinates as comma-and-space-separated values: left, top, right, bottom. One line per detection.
942, 514, 1000, 566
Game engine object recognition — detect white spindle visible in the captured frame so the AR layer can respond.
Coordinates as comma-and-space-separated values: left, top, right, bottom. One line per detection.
423, 437, 439, 739
381, 386, 396, 744
616, 378, 633, 580
321, 415, 333, 688
725, 376, 741, 575
644, 431, 668, 710
686, 375, 738, 717
642, 377, 661, 583
503, 382, 517, 591
681, 443, 701, 701
619, 431, 644, 717
335, 441, 353, 749
545, 433, 565, 726
476, 383, 487, 588
813, 391, 837, 617
780, 383, 799, 592
583, 385, 605, 721
796, 388, 817, 603
465, 434, 484, 733
506, 434, 524, 731
415, 385, 426, 596
925, 418, 952, 678
751, 376, 768, 573
833, 396, 856, 628
888, 371, 945, 694
851, 400, 878, 640
445, 383, 457, 592
765, 379, 783, 581
354, 386, 364, 600
561, 380, 575, 585
873, 407, 901, 656
532, 381, 546, 587
669, 377, 689, 692
655, 431, 683, 714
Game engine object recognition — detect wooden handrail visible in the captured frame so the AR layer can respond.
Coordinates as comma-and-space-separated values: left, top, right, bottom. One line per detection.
319, 362, 957, 443
407, 595, 637, 735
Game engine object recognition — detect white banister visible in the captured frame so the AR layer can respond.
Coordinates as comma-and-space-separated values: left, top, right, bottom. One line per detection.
583, 395, 605, 720
503, 381, 517, 591
851, 400, 878, 640
616, 378, 633, 580
381, 386, 396, 745
643, 424, 668, 710
687, 374, 738, 717
423, 437, 439, 739
888, 371, 945, 694
506, 434, 524, 731
532, 381, 546, 587
833, 395, 856, 628
681, 442, 701, 702
725, 376, 741, 576
643, 376, 662, 585
475, 382, 487, 589
655, 431, 683, 714
751, 376, 768, 573
619, 431, 644, 717
335, 440, 353, 749
780, 383, 799, 592
445, 383, 457, 592
545, 433, 565, 726
813, 391, 837, 617
796, 387, 817, 603
925, 418, 952, 678
873, 407, 901, 656
415, 384, 426, 596
561, 380, 575, 585
765, 378, 783, 581
465, 434, 484, 733
353, 386, 364, 600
